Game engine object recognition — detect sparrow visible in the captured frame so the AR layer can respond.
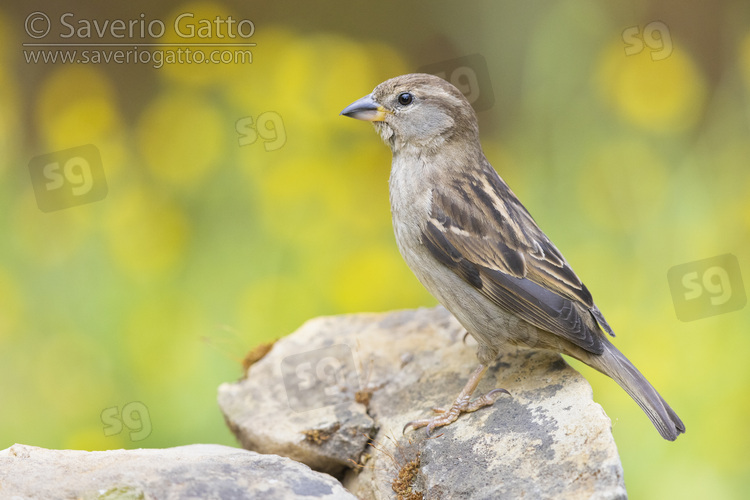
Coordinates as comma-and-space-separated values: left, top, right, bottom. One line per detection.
340, 73, 685, 441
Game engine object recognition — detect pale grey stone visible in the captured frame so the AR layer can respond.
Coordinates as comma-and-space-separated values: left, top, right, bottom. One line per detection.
0, 443, 357, 500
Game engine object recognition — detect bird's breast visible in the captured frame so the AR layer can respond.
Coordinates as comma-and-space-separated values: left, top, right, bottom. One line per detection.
388, 154, 450, 301
388, 155, 432, 247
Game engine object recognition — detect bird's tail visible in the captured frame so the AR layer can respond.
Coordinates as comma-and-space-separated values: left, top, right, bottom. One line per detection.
573, 338, 685, 441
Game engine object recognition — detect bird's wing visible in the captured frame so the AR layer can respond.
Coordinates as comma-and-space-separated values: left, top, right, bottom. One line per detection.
421, 159, 613, 354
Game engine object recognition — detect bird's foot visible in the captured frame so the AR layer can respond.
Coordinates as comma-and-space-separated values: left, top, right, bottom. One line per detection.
404, 387, 510, 435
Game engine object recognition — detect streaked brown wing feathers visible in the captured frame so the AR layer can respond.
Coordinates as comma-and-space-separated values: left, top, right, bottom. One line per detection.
421, 159, 613, 352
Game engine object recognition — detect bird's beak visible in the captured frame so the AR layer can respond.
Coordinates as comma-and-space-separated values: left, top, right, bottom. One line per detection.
340, 94, 389, 121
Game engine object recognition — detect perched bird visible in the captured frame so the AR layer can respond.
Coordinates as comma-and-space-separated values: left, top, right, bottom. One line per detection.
340, 73, 685, 441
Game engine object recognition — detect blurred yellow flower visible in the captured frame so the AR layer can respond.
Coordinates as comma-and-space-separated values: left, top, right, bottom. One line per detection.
224, 30, 409, 126
331, 246, 434, 313
251, 139, 389, 240
159, 1, 250, 85
137, 89, 225, 189
597, 42, 706, 132
36, 66, 121, 151
223, 26, 297, 111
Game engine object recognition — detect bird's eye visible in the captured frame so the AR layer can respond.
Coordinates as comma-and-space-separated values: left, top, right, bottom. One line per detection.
397, 92, 413, 106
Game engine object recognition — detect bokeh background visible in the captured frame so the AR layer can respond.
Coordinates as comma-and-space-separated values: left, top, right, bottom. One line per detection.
1, 0, 749, 498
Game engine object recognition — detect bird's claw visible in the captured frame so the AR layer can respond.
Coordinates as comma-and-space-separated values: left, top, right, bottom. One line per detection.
403, 388, 510, 435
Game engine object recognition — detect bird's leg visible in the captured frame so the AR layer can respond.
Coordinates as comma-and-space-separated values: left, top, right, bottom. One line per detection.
403, 363, 510, 435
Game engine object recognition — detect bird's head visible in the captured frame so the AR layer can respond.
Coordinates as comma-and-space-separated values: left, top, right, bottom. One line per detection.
340, 73, 479, 153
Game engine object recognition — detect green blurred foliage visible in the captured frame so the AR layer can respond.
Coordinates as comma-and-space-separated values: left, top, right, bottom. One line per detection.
0, 1, 748, 498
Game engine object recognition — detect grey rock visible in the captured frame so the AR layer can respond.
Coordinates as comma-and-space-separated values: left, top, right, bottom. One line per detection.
218, 314, 385, 475
0, 443, 357, 500
219, 306, 627, 499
